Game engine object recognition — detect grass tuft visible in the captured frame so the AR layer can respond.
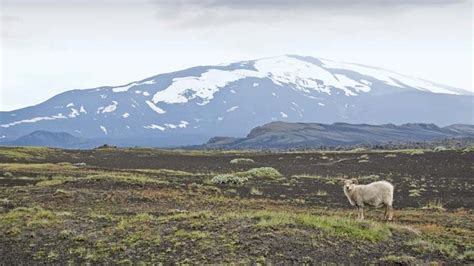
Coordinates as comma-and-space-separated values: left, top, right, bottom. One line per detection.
421, 200, 446, 211
379, 255, 417, 264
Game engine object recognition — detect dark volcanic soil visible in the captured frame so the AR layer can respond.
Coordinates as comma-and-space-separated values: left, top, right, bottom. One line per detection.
3, 148, 472, 209
0, 147, 473, 264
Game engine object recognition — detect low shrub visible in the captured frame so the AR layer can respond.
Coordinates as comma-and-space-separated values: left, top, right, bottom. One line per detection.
211, 174, 248, 185
211, 167, 281, 185
230, 158, 255, 164
408, 150, 425, 155
250, 187, 263, 196
433, 146, 448, 152
2, 172, 13, 178
244, 167, 282, 179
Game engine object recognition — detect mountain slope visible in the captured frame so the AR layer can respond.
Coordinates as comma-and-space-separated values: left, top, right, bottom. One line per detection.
1, 55, 472, 146
204, 122, 474, 149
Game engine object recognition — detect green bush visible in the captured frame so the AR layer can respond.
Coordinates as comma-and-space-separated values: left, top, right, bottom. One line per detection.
230, 158, 255, 164
211, 174, 248, 185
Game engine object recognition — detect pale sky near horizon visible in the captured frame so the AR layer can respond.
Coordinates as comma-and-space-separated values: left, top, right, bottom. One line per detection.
1, 0, 472, 111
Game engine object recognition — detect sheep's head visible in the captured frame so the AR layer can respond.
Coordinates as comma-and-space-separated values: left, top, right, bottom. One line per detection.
343, 178, 358, 191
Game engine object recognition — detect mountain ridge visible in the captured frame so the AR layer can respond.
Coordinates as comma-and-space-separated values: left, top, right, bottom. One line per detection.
203, 121, 474, 149
1, 55, 473, 146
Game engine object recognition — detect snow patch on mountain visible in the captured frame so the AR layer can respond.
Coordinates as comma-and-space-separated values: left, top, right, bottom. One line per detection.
146, 100, 166, 114
112, 80, 156, 93
97, 101, 118, 113
226, 106, 239, 112
254, 56, 370, 96
79, 106, 87, 114
1, 114, 67, 128
100, 125, 108, 135
144, 124, 165, 131
152, 69, 266, 105
178, 121, 189, 128
163, 121, 189, 129
320, 59, 459, 95
68, 108, 80, 118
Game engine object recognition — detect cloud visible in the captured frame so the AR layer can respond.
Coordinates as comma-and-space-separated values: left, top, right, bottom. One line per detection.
157, 0, 465, 9
151, 0, 468, 28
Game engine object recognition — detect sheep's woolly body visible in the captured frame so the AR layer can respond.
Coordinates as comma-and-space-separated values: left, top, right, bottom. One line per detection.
344, 181, 393, 207
343, 180, 394, 220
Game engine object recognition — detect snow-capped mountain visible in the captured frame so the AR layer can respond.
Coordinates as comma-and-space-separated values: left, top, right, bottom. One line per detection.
1, 55, 472, 146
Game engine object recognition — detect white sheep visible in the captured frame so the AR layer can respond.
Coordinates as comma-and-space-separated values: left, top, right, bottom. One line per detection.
343, 179, 394, 221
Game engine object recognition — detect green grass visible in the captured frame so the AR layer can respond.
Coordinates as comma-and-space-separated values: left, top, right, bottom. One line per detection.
0, 146, 57, 160
84, 173, 168, 185
292, 175, 338, 185
0, 207, 70, 231
0, 163, 78, 173
115, 213, 162, 247
406, 238, 458, 258
459, 249, 474, 261
134, 168, 195, 176
228, 210, 392, 242
174, 229, 209, 240
36, 176, 75, 187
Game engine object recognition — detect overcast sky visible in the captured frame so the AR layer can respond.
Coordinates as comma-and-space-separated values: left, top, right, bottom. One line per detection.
1, 0, 472, 111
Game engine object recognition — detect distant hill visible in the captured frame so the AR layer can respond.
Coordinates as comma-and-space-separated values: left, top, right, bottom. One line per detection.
1, 130, 93, 149
203, 122, 474, 149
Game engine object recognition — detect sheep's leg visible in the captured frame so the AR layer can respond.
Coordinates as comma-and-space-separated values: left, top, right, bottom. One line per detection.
387, 205, 393, 221
384, 205, 388, 220
357, 207, 364, 220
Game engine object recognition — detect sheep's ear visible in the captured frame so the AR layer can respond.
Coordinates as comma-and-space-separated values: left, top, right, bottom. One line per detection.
351, 178, 358, 184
